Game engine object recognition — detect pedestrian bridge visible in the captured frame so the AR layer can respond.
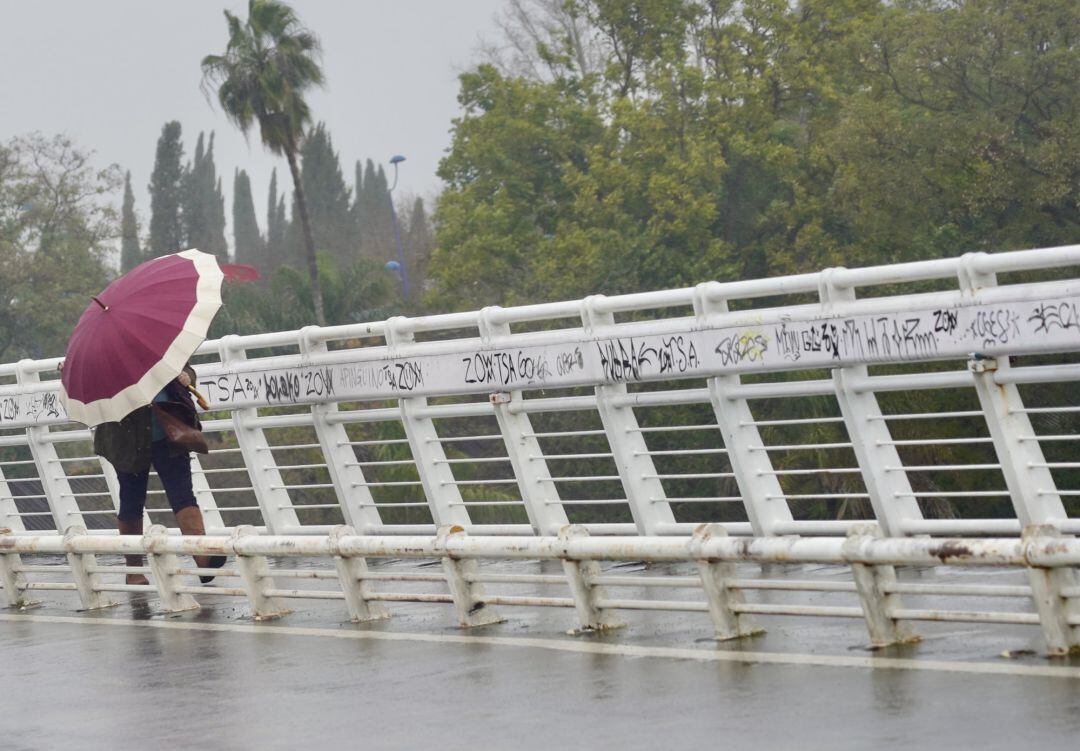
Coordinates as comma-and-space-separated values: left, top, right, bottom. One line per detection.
3, 244, 1080, 655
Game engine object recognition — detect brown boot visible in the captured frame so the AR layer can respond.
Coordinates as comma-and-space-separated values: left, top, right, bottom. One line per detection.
117, 518, 149, 586
175, 506, 226, 583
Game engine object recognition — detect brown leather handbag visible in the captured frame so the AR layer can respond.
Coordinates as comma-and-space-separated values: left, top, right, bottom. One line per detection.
152, 401, 209, 454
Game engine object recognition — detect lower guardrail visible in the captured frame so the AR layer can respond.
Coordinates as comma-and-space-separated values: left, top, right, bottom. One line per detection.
3, 524, 1079, 655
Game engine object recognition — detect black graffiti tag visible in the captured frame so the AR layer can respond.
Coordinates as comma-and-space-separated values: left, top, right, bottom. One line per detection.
715, 332, 769, 366
1028, 302, 1080, 335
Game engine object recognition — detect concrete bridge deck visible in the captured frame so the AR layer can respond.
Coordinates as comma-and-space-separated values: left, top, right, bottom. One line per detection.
3, 557, 1080, 750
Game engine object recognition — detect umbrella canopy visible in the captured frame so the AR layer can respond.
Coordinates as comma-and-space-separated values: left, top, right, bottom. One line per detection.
59, 249, 224, 426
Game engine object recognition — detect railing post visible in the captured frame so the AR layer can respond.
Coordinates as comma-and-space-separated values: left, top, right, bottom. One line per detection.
817, 272, 923, 537
1023, 524, 1080, 655
16, 360, 84, 532
580, 298, 676, 535
958, 254, 1067, 527
188, 454, 225, 533
0, 465, 25, 532
231, 525, 291, 620
385, 318, 471, 528
219, 335, 300, 534
559, 525, 622, 632
64, 525, 116, 611
300, 327, 384, 533
843, 524, 918, 648
0, 528, 39, 608
329, 525, 388, 622
434, 525, 503, 627
969, 356, 1067, 525
143, 524, 199, 612
690, 523, 761, 640
480, 307, 570, 536
694, 286, 793, 536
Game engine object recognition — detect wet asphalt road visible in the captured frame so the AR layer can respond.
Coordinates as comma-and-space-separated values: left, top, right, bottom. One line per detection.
3, 558, 1080, 750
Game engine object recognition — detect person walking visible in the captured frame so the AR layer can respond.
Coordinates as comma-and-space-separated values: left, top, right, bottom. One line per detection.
92, 363, 225, 585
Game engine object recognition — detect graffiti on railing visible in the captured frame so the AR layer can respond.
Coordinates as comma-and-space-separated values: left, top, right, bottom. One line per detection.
5, 290, 1080, 426
0, 391, 62, 427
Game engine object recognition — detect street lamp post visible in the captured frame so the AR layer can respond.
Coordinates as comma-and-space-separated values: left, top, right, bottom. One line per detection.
387, 154, 411, 300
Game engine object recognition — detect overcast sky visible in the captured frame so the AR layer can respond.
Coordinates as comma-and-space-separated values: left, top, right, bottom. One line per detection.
0, 0, 506, 234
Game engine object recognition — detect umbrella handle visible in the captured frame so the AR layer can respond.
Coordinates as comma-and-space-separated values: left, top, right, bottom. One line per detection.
187, 384, 210, 411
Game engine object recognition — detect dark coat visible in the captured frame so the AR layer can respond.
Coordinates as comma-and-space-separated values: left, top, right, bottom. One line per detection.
93, 366, 198, 473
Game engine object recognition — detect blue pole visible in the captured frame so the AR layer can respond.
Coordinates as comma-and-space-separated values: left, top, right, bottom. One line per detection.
389, 155, 410, 299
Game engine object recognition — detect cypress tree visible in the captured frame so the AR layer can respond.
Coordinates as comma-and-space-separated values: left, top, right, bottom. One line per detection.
233, 168, 262, 267
120, 171, 142, 272
147, 121, 185, 257
266, 168, 288, 271
183, 132, 228, 259
294, 123, 353, 268
405, 196, 434, 289
356, 159, 394, 262
358, 158, 371, 246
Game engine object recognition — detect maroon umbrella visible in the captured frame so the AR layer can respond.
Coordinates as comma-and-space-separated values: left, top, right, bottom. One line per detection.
59, 249, 225, 426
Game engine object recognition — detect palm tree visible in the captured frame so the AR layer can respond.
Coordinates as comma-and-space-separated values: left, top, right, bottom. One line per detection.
201, 0, 328, 325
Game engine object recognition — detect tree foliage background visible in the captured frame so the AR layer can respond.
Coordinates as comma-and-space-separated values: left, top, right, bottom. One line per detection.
430, 0, 1079, 310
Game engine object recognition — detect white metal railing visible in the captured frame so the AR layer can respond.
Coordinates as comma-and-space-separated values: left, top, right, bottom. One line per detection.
2, 245, 1080, 538
3, 523, 1080, 654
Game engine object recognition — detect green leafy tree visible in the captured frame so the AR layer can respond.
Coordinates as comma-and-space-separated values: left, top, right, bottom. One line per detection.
147, 121, 185, 257
232, 168, 263, 266
201, 0, 329, 325
119, 170, 142, 271
0, 134, 117, 360
211, 253, 394, 336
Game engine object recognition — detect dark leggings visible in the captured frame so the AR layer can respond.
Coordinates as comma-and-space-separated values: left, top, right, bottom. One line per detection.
117, 440, 197, 522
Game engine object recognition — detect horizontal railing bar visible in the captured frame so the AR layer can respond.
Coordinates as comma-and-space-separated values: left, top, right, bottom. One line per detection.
262, 589, 346, 600
731, 603, 865, 618
636, 448, 727, 457
10, 530, 1071, 566
874, 411, 984, 421
884, 583, 1032, 598
484, 595, 576, 608
436, 457, 510, 465
727, 579, 856, 593
339, 438, 410, 447
270, 483, 336, 490
884, 464, 1001, 472
595, 598, 706, 613
889, 609, 1040, 625
548, 499, 628, 505
741, 417, 845, 427
523, 430, 607, 439
441, 478, 518, 486
750, 442, 853, 451
592, 575, 700, 588
880, 437, 993, 446
450, 500, 525, 507
429, 434, 503, 443
644, 472, 735, 480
